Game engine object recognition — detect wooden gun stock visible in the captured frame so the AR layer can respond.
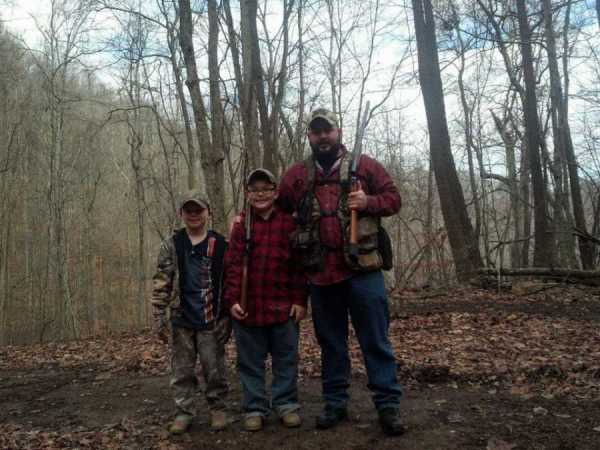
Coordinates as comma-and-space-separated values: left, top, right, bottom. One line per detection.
350, 209, 358, 244
240, 253, 249, 312
349, 179, 360, 257
349, 208, 359, 257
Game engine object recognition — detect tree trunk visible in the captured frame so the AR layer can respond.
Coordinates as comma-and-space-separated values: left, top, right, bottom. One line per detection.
491, 111, 522, 268
424, 153, 434, 285
206, 0, 227, 224
292, 0, 306, 164
164, 7, 197, 190
411, 0, 483, 282
543, 0, 594, 269
178, 0, 226, 232
519, 137, 532, 267
516, 0, 553, 267
455, 26, 484, 262
238, 0, 261, 170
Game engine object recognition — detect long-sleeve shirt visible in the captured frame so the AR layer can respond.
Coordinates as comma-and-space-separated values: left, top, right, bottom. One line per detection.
151, 229, 227, 329
224, 206, 307, 327
278, 147, 401, 285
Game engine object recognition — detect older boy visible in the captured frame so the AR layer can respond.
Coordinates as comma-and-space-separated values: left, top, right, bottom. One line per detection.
151, 191, 230, 434
224, 168, 307, 432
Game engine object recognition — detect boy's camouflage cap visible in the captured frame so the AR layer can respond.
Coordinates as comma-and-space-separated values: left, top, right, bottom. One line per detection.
246, 168, 277, 187
307, 108, 338, 130
179, 190, 210, 210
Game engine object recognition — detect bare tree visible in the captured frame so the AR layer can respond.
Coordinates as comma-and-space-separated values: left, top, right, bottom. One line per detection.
411, 0, 483, 281
515, 0, 553, 267
178, 0, 226, 232
543, 0, 593, 269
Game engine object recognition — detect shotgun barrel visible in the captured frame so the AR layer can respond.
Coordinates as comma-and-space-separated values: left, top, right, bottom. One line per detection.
349, 101, 370, 257
239, 207, 252, 312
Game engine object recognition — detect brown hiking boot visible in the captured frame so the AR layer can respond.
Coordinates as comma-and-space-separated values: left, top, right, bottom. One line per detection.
243, 415, 264, 432
169, 414, 193, 435
210, 410, 228, 431
281, 412, 302, 428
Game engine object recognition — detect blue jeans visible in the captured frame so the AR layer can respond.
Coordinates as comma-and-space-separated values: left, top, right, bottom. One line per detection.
310, 271, 402, 411
233, 319, 300, 417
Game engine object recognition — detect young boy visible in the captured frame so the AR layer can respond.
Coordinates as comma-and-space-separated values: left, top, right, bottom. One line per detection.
224, 168, 307, 432
151, 190, 231, 434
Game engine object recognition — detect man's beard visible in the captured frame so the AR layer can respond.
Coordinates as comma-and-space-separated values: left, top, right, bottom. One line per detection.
310, 142, 342, 167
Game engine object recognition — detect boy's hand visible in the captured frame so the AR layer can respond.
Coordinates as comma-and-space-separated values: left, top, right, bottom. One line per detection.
230, 303, 248, 321
289, 305, 306, 323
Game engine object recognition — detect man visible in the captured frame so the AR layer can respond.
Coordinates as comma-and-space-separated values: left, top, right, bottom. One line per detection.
278, 108, 405, 436
151, 191, 230, 434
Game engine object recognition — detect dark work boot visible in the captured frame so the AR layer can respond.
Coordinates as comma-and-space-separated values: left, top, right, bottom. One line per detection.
315, 406, 348, 429
378, 408, 406, 436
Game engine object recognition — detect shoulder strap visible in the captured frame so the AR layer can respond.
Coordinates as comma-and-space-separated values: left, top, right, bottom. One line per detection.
303, 156, 316, 191
208, 230, 227, 315
207, 236, 216, 258
340, 153, 353, 193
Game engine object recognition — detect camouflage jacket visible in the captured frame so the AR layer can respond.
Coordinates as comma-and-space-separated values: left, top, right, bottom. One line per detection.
150, 229, 226, 329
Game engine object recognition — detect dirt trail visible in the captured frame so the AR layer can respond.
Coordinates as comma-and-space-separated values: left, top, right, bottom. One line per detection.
3, 365, 598, 450
2, 285, 600, 449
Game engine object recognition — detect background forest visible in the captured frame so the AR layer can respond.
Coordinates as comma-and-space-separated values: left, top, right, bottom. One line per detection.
1, 0, 599, 345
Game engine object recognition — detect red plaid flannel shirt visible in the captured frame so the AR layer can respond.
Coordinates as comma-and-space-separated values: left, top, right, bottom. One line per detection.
278, 148, 401, 285
224, 206, 308, 326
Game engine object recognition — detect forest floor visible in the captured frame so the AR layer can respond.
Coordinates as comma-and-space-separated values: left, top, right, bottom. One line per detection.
2, 282, 600, 449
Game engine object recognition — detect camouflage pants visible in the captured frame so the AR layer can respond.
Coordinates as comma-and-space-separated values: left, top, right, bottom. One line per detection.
170, 325, 228, 416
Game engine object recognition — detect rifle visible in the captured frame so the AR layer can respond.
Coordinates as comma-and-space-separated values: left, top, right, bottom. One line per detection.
349, 101, 370, 258
240, 207, 252, 312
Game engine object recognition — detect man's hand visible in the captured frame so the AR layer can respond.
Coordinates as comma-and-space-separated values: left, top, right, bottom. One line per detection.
289, 304, 307, 323
348, 189, 368, 211
155, 316, 169, 344
230, 303, 248, 321
229, 214, 243, 236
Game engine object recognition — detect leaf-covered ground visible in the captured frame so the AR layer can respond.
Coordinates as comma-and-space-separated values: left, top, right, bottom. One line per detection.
1, 283, 600, 449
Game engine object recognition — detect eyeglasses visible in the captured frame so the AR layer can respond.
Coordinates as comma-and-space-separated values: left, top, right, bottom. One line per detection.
247, 187, 276, 194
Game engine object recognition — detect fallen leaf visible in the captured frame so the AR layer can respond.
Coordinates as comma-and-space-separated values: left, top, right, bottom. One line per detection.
487, 437, 517, 450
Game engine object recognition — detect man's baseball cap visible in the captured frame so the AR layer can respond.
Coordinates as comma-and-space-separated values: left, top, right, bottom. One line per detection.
179, 189, 210, 210
307, 108, 339, 130
246, 168, 277, 187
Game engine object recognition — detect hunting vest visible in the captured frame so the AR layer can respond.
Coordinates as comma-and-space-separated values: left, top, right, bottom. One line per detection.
292, 154, 392, 273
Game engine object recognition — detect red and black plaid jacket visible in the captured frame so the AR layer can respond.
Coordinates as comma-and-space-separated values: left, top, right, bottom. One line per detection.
278, 147, 401, 285
224, 206, 308, 326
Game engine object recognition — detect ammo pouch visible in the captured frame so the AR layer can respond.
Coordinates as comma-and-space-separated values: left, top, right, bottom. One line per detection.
343, 217, 393, 272
291, 188, 325, 273
378, 225, 394, 271
291, 226, 325, 273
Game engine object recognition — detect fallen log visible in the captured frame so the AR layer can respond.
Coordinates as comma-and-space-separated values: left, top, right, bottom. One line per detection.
477, 268, 600, 286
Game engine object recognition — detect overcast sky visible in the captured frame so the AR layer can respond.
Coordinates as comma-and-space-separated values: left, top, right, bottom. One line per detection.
2, 0, 598, 174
